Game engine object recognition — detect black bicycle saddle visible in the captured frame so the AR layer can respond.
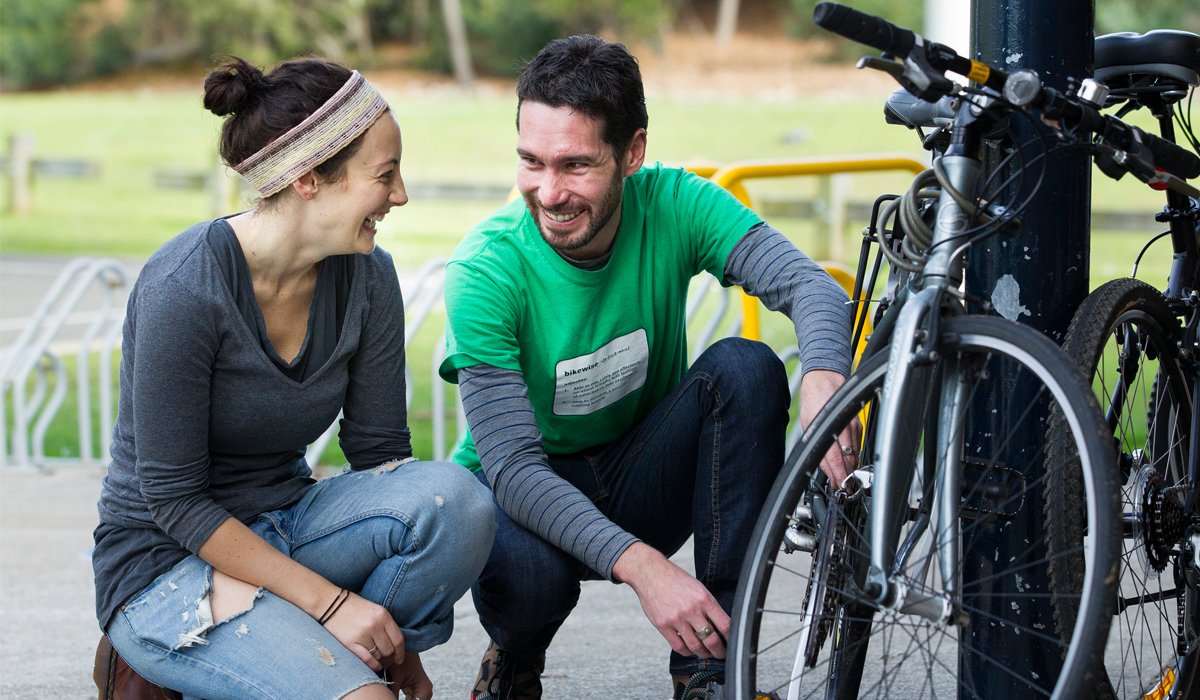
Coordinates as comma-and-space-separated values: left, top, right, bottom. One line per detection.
1095, 30, 1200, 86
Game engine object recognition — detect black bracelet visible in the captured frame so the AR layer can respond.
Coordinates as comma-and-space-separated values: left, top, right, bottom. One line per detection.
322, 590, 350, 625
318, 588, 349, 625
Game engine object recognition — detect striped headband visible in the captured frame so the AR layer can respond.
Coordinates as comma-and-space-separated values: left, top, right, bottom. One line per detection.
233, 71, 389, 197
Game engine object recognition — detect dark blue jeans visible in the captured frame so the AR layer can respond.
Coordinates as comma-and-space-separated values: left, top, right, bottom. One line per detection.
471, 337, 790, 678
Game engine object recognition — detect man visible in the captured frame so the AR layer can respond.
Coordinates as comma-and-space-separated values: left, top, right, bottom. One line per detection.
440, 34, 857, 700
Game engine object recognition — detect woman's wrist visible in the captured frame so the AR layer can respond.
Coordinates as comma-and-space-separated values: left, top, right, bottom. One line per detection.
317, 588, 350, 624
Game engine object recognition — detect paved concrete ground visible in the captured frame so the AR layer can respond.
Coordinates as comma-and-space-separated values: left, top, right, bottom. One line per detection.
0, 255, 683, 698
0, 466, 687, 699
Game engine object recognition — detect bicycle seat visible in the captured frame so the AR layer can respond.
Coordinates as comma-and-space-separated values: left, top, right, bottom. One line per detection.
1095, 30, 1200, 86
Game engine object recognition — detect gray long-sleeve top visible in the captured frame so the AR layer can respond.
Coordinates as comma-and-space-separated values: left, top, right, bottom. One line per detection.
92, 218, 412, 629
459, 223, 852, 579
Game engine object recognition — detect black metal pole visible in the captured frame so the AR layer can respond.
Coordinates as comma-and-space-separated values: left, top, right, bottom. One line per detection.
963, 0, 1094, 696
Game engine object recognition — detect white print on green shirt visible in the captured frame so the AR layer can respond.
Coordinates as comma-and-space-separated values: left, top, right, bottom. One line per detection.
552, 329, 649, 416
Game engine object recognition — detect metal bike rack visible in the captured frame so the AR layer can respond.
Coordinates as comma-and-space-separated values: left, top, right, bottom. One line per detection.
6, 158, 925, 472
308, 261, 743, 466
1, 257, 128, 470
709, 155, 927, 341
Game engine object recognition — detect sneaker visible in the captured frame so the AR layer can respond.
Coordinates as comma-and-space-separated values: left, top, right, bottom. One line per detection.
673, 670, 725, 700
671, 670, 781, 700
469, 641, 544, 700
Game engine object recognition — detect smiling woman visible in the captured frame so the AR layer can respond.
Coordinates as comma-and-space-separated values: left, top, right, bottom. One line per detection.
89, 55, 495, 700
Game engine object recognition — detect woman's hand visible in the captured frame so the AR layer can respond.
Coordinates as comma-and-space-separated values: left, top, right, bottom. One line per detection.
321, 591, 407, 672
389, 651, 434, 700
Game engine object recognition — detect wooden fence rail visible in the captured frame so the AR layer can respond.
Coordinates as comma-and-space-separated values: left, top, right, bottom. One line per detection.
0, 132, 1165, 234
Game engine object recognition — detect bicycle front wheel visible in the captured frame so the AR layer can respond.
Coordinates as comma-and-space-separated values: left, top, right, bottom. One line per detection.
1046, 278, 1198, 699
729, 315, 1119, 700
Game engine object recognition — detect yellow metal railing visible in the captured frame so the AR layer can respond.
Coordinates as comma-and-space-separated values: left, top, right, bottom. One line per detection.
706, 156, 927, 346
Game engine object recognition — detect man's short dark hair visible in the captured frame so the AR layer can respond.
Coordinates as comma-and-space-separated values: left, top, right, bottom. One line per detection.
516, 35, 648, 157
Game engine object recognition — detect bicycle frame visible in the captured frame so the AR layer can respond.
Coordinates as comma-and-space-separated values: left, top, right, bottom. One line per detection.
863, 100, 988, 615
730, 5, 1199, 697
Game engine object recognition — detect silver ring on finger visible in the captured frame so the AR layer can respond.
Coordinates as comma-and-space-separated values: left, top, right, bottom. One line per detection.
695, 625, 714, 640
367, 645, 379, 657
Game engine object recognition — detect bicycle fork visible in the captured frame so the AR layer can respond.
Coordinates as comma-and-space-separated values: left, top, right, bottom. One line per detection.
864, 160, 984, 626
863, 286, 968, 626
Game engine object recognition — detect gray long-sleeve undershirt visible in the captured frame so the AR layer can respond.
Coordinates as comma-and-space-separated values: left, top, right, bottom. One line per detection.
459, 223, 852, 579
92, 219, 413, 628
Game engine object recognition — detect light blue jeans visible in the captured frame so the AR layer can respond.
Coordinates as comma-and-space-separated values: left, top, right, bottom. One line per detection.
107, 460, 496, 700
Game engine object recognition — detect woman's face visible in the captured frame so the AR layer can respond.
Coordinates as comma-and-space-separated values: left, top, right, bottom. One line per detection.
315, 113, 408, 256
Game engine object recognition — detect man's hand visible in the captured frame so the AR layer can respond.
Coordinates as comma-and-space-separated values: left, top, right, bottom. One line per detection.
612, 542, 728, 659
799, 369, 860, 487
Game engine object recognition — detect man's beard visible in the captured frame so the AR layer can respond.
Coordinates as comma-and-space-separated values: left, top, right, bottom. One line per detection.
527, 167, 623, 254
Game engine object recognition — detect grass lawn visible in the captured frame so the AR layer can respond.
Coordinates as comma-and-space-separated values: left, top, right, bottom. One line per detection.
0, 86, 1179, 463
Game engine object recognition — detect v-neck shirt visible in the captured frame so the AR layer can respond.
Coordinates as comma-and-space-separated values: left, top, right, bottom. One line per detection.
93, 217, 413, 629
206, 220, 350, 382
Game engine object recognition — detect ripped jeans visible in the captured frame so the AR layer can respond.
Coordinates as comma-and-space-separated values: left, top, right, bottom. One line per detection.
106, 460, 496, 700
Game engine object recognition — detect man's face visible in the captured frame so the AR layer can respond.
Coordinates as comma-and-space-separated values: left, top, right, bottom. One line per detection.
515, 102, 645, 260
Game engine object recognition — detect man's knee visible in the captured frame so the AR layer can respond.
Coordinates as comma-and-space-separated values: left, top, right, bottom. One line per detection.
697, 337, 789, 406
476, 532, 581, 620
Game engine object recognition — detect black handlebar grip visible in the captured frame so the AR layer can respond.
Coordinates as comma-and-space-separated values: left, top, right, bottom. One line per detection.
1141, 131, 1200, 180
812, 2, 916, 57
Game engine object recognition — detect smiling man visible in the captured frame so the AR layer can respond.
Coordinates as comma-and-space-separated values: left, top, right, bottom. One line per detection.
440, 35, 857, 700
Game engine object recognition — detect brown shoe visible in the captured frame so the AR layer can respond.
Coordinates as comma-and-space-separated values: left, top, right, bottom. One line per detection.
469, 640, 544, 700
93, 635, 182, 700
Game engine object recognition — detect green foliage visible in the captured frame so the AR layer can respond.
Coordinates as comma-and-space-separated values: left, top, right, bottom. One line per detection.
1096, 0, 1200, 34
0, 0, 88, 90
89, 23, 136, 77
414, 0, 672, 78
783, 0, 923, 61
785, 0, 922, 39
120, 0, 375, 69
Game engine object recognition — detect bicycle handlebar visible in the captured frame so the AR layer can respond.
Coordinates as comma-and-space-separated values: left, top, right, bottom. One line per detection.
813, 1, 1200, 184
1144, 132, 1200, 180
812, 2, 915, 57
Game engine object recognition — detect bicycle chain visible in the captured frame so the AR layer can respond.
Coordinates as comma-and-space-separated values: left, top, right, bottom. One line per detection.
1178, 571, 1186, 658
800, 487, 855, 668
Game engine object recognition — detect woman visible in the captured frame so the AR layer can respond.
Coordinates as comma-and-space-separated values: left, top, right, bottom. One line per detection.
91, 56, 495, 699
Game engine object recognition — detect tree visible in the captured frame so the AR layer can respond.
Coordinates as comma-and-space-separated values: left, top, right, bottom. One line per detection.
715, 0, 740, 44
441, 0, 474, 85
1, 0, 89, 90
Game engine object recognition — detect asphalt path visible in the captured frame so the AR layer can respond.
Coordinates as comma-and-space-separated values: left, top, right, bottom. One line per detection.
0, 254, 683, 699
0, 467, 691, 699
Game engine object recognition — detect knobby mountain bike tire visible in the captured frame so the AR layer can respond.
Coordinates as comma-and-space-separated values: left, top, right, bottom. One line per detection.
729, 315, 1120, 700
1046, 278, 1199, 700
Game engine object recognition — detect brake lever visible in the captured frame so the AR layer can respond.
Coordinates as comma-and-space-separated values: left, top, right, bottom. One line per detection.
857, 50, 957, 104
858, 55, 906, 79
1096, 143, 1200, 198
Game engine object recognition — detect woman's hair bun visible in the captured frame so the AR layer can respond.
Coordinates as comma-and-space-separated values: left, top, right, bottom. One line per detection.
203, 57, 268, 117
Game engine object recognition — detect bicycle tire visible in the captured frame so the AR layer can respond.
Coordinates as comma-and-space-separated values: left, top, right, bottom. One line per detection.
1046, 278, 1199, 699
728, 315, 1120, 699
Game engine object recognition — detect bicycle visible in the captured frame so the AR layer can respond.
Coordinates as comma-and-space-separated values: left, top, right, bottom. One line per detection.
728, 3, 1200, 698
1043, 28, 1200, 699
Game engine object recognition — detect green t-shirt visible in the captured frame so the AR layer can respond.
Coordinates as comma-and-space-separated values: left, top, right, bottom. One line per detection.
440, 163, 762, 470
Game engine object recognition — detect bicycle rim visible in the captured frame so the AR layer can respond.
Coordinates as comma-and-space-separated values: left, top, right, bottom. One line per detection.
729, 316, 1119, 699
1048, 278, 1198, 699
